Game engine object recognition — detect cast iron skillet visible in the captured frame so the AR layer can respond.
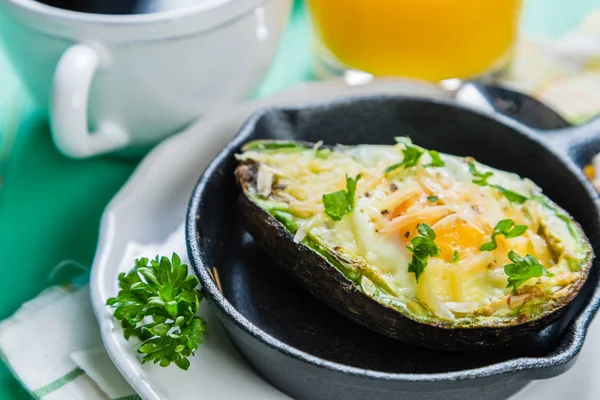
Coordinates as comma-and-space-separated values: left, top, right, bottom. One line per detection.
187, 95, 600, 400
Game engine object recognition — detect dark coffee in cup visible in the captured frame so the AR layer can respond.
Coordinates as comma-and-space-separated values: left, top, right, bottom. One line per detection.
35, 0, 190, 15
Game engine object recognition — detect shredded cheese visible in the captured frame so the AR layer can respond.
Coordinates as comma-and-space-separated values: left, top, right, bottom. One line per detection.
256, 165, 274, 198
242, 143, 589, 321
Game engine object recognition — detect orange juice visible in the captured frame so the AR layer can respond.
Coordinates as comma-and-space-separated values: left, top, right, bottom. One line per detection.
307, 0, 523, 81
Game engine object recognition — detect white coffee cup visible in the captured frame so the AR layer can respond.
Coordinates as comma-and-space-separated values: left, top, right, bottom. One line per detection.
0, 0, 291, 158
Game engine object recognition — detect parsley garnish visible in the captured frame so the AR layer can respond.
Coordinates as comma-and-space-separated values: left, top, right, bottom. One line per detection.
467, 161, 528, 204
425, 150, 445, 167
387, 139, 444, 172
504, 251, 553, 294
468, 161, 494, 186
480, 219, 528, 251
451, 250, 460, 263
323, 174, 361, 221
406, 224, 440, 281
427, 196, 438, 202
490, 185, 528, 204
386, 145, 425, 172
106, 253, 207, 370
385, 163, 403, 173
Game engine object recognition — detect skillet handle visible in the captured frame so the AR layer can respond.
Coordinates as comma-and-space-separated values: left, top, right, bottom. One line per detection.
542, 115, 600, 167
455, 82, 600, 166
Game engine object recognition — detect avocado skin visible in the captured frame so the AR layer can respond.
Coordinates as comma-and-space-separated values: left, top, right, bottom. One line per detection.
235, 163, 577, 351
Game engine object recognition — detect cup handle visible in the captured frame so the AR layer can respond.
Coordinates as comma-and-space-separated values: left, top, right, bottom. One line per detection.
50, 44, 130, 158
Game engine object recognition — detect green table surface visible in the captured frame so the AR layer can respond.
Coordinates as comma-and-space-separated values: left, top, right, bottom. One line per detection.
0, 0, 597, 398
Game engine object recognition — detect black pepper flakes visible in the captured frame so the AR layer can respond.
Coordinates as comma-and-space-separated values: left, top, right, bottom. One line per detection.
381, 209, 389, 216
390, 183, 398, 192
404, 231, 410, 238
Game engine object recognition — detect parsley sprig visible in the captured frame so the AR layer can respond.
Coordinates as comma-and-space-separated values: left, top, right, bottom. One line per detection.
323, 174, 361, 221
406, 224, 440, 281
467, 161, 528, 204
480, 219, 528, 251
468, 161, 493, 186
386, 138, 445, 172
386, 145, 424, 172
107, 253, 207, 370
504, 251, 553, 294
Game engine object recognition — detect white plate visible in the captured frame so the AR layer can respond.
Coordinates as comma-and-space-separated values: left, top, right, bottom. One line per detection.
90, 79, 600, 400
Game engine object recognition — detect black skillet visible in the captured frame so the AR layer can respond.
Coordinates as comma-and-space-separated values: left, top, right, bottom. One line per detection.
187, 91, 600, 400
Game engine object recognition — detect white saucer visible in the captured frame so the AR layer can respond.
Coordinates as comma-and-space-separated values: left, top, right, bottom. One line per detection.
89, 79, 600, 400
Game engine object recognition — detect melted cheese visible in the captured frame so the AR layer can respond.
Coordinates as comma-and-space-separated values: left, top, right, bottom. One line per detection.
240, 143, 590, 322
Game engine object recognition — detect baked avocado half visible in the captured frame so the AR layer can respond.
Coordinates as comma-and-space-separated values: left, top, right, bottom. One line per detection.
234, 138, 593, 350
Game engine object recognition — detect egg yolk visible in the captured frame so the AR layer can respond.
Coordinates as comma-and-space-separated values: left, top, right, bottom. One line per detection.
433, 216, 486, 262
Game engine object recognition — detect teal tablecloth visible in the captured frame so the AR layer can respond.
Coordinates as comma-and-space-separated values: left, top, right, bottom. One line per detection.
0, 0, 597, 398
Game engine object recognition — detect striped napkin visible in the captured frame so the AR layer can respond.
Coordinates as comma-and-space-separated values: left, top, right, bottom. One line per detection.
0, 284, 138, 400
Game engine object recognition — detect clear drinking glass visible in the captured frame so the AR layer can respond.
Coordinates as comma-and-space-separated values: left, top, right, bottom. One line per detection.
307, 0, 524, 83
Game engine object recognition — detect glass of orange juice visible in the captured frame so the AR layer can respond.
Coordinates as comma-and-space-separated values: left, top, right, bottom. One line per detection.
307, 0, 523, 82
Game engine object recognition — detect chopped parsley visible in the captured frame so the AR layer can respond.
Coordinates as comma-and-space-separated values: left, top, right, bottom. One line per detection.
490, 185, 528, 204
480, 219, 528, 251
451, 250, 460, 263
504, 251, 553, 294
406, 223, 440, 281
468, 161, 494, 186
425, 150, 445, 167
427, 196, 438, 203
467, 161, 528, 204
385, 163, 403, 174
323, 174, 361, 221
387, 139, 444, 172
386, 145, 425, 172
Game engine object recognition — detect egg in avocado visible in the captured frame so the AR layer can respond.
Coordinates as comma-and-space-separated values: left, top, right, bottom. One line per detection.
235, 138, 593, 349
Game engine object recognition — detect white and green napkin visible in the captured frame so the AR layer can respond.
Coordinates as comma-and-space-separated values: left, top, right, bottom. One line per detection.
0, 284, 138, 400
